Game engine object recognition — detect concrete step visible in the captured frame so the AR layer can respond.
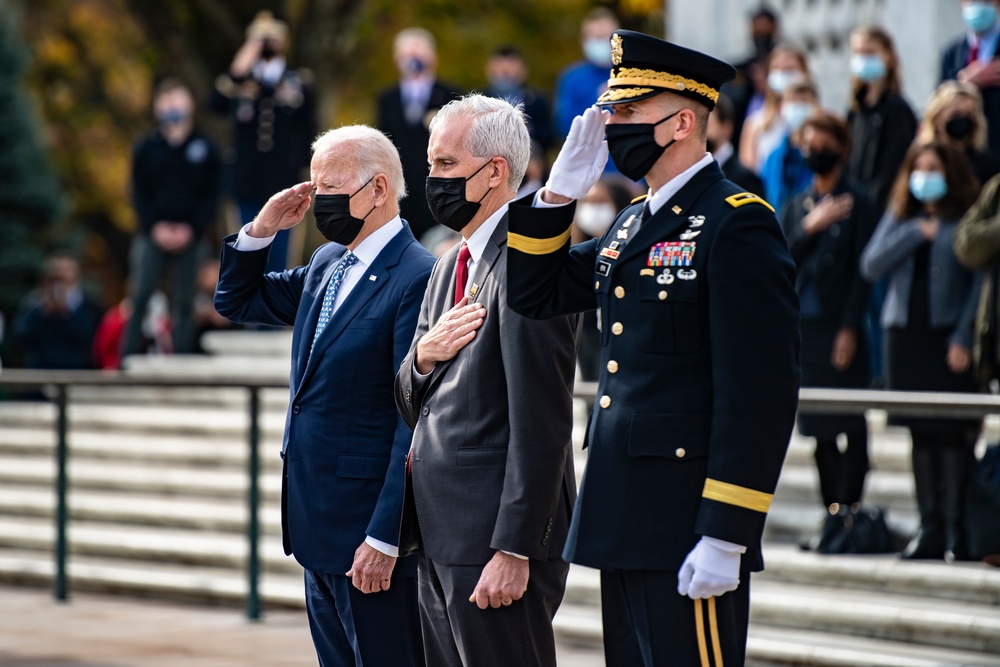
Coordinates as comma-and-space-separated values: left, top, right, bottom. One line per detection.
122, 353, 291, 378
67, 385, 291, 410
200, 329, 294, 358
0, 455, 282, 501
757, 544, 1000, 605
0, 402, 287, 439
0, 516, 299, 575
0, 486, 282, 535
750, 579, 1000, 654
0, 547, 304, 608
0, 426, 283, 470
552, 604, 1000, 667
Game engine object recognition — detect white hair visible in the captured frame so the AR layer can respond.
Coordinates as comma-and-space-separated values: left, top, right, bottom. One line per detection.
311, 125, 407, 201
393, 27, 436, 55
430, 94, 531, 190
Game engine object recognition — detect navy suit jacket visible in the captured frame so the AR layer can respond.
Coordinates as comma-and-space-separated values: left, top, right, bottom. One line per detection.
214, 222, 434, 576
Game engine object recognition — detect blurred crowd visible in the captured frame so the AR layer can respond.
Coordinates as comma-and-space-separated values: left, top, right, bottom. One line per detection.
7, 3, 1000, 560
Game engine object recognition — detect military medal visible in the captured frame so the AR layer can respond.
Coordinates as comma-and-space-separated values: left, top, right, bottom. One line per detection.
648, 242, 696, 267
600, 247, 621, 260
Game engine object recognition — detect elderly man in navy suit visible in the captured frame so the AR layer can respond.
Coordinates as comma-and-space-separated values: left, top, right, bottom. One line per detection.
214, 125, 434, 666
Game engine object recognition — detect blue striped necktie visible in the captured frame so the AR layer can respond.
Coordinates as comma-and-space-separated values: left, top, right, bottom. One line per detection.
310, 251, 359, 355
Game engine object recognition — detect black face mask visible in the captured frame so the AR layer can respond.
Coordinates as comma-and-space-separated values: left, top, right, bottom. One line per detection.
805, 149, 842, 176
425, 160, 493, 232
260, 40, 278, 61
313, 177, 374, 245
605, 110, 679, 182
945, 116, 975, 141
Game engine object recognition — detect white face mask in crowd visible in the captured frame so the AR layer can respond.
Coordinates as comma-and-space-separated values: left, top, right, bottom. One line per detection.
767, 69, 801, 95
575, 202, 618, 238
781, 102, 815, 132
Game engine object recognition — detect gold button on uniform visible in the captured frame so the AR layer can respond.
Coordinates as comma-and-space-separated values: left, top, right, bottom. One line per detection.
607, 360, 619, 373
659, 291, 668, 300
611, 322, 624, 335
595, 281, 600, 290
614, 286, 625, 299
675, 448, 686, 458
599, 395, 612, 409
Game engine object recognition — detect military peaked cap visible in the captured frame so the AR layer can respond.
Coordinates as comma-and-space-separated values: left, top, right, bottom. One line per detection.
597, 30, 737, 109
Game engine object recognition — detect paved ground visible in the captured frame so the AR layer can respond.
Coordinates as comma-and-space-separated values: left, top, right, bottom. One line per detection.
0, 585, 603, 667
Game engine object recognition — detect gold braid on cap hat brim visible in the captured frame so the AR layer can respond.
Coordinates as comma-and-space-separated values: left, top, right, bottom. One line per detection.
606, 67, 719, 103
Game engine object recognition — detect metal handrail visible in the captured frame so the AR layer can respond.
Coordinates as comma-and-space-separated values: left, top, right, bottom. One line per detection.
2, 369, 998, 621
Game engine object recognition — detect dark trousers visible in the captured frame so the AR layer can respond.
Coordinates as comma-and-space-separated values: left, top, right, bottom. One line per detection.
814, 432, 869, 507
304, 569, 423, 667
601, 569, 750, 667
121, 235, 200, 357
417, 554, 569, 667
238, 199, 290, 273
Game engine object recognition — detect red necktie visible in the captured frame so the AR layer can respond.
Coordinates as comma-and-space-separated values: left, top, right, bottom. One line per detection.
968, 40, 980, 67
454, 242, 472, 305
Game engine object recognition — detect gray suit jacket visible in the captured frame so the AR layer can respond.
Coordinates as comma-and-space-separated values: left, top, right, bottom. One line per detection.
395, 212, 580, 566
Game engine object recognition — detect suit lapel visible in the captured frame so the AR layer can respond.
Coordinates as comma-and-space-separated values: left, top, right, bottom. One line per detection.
294, 253, 346, 383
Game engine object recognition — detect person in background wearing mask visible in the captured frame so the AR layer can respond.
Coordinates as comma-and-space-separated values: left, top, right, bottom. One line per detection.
484, 46, 553, 151
780, 113, 878, 551
571, 176, 637, 391
861, 142, 983, 563
942, 0, 1000, 156
12, 253, 103, 371
709, 93, 766, 196
846, 26, 918, 391
506, 31, 799, 665
394, 94, 579, 667
377, 28, 463, 244
722, 6, 781, 154
553, 8, 620, 140
761, 79, 819, 213
919, 81, 1000, 185
739, 44, 810, 173
125, 78, 221, 360
214, 125, 433, 666
210, 11, 316, 274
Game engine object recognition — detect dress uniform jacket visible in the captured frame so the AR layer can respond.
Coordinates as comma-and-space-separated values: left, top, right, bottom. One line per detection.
507, 161, 800, 572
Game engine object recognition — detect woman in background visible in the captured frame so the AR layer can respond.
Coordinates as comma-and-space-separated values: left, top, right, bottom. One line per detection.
917, 81, 1000, 186
860, 143, 983, 562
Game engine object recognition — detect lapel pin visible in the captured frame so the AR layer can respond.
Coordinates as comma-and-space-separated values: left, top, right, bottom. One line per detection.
369, 275, 377, 281
470, 283, 479, 297
672, 205, 683, 215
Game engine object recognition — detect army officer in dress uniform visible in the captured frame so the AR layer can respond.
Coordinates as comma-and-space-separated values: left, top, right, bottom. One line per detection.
506, 31, 800, 666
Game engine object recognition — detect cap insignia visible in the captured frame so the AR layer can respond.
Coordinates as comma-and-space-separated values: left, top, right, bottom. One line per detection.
611, 33, 623, 67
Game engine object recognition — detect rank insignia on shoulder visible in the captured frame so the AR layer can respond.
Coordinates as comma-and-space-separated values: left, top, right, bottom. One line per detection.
600, 247, 621, 260
631, 194, 648, 205
648, 241, 696, 267
725, 192, 775, 213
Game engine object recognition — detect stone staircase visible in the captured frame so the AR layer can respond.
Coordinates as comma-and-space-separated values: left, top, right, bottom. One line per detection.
0, 331, 998, 666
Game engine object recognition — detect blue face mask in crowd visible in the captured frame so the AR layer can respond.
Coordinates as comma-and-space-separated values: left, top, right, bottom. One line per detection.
156, 108, 189, 126
963, 2, 999, 34
781, 102, 814, 132
584, 38, 613, 67
850, 54, 887, 83
909, 170, 949, 203
767, 69, 800, 94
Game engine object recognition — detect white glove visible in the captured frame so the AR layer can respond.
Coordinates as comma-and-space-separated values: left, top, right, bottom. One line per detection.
545, 106, 610, 200
677, 536, 745, 599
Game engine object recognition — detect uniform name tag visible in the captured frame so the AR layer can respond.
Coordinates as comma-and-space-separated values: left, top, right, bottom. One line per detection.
648, 242, 696, 267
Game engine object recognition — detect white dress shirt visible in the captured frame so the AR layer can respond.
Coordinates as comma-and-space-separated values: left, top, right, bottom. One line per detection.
234, 217, 405, 557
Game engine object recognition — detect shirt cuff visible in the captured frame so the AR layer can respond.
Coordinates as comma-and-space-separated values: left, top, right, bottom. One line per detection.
233, 223, 276, 251
411, 362, 432, 387
532, 189, 573, 209
501, 550, 529, 560
365, 535, 399, 557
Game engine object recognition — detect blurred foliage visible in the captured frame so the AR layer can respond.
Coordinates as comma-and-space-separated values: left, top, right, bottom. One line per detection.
0, 1, 62, 325
8, 0, 664, 303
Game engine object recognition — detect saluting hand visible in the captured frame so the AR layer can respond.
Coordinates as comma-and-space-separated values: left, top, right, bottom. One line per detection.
541, 106, 611, 204
414, 296, 486, 375
247, 182, 314, 239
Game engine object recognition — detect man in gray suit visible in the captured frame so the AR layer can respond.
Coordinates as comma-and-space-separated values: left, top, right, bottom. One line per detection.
394, 94, 580, 667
